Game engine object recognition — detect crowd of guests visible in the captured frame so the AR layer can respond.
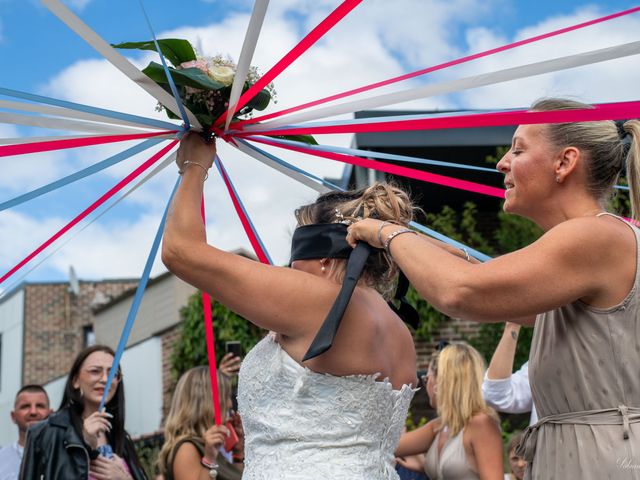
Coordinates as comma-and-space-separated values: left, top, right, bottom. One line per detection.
1, 339, 529, 480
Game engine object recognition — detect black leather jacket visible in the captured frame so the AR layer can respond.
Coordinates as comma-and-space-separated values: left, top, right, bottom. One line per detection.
19, 408, 147, 480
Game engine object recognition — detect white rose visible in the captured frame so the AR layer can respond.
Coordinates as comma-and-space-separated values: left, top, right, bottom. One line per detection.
208, 65, 235, 86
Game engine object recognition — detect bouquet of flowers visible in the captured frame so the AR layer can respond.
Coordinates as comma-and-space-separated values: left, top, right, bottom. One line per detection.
114, 38, 315, 143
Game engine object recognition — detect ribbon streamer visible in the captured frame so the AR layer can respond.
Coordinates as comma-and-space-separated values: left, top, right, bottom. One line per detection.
0, 99, 167, 131
0, 153, 177, 300
215, 0, 363, 126
238, 100, 640, 137
0, 87, 179, 131
231, 139, 332, 193
0, 138, 165, 212
215, 156, 273, 264
41, 0, 202, 129
0, 111, 154, 136
0, 140, 178, 286
224, 0, 270, 131
242, 40, 640, 130
99, 176, 181, 410
137, 0, 191, 129
0, 130, 176, 158
246, 136, 505, 198
245, 135, 498, 173
238, 5, 640, 127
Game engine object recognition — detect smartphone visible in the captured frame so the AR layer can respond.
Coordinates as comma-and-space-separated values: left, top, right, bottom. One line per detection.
225, 341, 242, 358
224, 420, 239, 452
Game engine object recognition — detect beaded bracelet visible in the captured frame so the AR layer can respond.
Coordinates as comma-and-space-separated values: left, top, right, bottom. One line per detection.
383, 228, 416, 256
179, 160, 210, 180
377, 220, 399, 248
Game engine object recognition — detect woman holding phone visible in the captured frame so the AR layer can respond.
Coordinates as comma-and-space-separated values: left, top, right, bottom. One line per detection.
158, 367, 243, 480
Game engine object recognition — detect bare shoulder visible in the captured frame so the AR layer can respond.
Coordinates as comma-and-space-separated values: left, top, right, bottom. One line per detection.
546, 215, 635, 249
467, 411, 500, 434
173, 440, 200, 463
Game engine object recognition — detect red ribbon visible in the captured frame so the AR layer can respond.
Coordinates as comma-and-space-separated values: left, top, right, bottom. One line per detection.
247, 136, 505, 198
214, 0, 363, 127
235, 6, 640, 127
237, 101, 640, 137
0, 140, 178, 286
216, 158, 271, 264
200, 199, 223, 426
0, 130, 177, 158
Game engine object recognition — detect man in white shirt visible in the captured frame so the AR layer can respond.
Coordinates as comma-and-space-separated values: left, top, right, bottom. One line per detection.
482, 322, 538, 424
0, 385, 52, 480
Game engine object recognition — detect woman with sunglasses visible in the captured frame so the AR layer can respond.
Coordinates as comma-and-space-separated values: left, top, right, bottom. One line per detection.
20, 345, 147, 480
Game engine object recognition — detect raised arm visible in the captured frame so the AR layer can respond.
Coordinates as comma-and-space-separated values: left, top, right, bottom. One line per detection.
347, 216, 635, 322
162, 134, 342, 337
483, 322, 533, 413
395, 419, 439, 457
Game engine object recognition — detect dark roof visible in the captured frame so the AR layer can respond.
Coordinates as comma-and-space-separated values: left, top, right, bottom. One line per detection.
353, 110, 516, 148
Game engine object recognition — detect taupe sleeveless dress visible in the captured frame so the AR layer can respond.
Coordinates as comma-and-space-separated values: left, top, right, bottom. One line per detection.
519, 215, 640, 479
424, 428, 480, 480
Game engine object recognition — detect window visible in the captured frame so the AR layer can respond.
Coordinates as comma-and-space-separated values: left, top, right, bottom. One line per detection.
83, 326, 95, 348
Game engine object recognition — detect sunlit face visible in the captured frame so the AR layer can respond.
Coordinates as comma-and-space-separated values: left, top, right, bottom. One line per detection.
496, 124, 557, 219
509, 447, 527, 480
11, 391, 51, 433
73, 351, 120, 410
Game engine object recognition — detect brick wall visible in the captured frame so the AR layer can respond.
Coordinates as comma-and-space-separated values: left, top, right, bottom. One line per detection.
22, 280, 137, 385
414, 317, 482, 370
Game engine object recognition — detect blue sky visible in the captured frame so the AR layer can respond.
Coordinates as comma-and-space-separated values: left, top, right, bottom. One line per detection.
0, 0, 639, 290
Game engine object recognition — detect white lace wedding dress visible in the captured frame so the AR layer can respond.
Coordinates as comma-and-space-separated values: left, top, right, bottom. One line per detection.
237, 334, 415, 479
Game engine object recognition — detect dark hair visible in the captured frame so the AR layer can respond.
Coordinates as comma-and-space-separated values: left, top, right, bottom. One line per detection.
294, 182, 416, 298
60, 345, 140, 469
507, 430, 524, 455
15, 384, 50, 406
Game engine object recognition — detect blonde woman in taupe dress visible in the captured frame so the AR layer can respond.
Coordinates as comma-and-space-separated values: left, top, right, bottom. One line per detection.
348, 99, 640, 479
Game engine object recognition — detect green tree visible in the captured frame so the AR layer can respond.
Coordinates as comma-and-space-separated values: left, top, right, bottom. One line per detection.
171, 292, 265, 379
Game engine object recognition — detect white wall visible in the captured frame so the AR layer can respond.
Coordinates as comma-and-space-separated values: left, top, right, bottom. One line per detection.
121, 337, 163, 437
44, 375, 67, 411
0, 289, 24, 447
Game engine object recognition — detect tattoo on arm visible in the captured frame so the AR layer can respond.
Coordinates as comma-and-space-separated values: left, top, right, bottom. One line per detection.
510, 330, 519, 341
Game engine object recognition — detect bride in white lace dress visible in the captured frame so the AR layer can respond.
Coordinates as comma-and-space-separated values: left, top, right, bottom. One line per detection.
162, 134, 418, 479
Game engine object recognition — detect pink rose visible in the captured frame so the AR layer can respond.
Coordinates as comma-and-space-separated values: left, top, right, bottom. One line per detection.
180, 59, 209, 73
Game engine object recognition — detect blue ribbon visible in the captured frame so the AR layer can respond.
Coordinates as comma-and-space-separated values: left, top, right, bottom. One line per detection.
0, 138, 165, 212
99, 176, 181, 410
246, 135, 498, 173
136, 0, 190, 130
215, 155, 274, 265
0, 87, 179, 131
235, 138, 343, 191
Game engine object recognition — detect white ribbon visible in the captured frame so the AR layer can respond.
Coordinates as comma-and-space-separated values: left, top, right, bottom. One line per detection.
243, 40, 640, 131
0, 112, 155, 135
41, 0, 201, 130
232, 141, 330, 193
0, 100, 170, 131
225, 0, 270, 131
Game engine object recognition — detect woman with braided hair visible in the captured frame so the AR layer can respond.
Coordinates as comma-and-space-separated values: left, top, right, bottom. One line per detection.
347, 99, 640, 479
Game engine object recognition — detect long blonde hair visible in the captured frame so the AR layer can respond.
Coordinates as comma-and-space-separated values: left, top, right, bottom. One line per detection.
157, 366, 232, 475
432, 343, 496, 437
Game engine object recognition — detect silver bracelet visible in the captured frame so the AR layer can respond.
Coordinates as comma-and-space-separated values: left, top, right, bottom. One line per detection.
460, 247, 471, 262
180, 160, 209, 180
383, 228, 416, 256
377, 221, 396, 247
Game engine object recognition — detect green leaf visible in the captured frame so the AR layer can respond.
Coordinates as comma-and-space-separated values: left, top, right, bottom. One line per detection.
112, 39, 196, 67
272, 134, 319, 146
244, 88, 271, 111
142, 62, 225, 90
